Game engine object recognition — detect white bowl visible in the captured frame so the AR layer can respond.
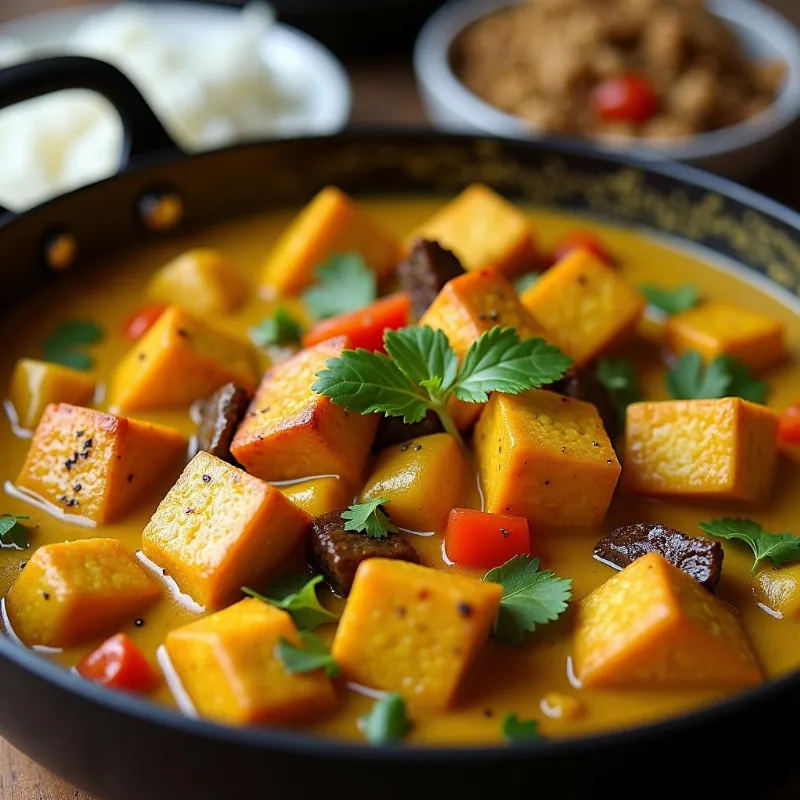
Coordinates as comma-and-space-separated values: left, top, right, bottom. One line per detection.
414, 0, 800, 179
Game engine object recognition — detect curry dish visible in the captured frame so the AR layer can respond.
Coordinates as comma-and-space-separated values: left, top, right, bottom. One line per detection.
1, 185, 799, 746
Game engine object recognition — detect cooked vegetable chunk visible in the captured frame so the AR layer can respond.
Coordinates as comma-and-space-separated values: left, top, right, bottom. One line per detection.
16, 403, 187, 523
8, 358, 95, 431
230, 336, 378, 486
77, 633, 159, 694
196, 382, 252, 465
280, 476, 354, 519
259, 187, 402, 296
110, 305, 259, 412
475, 389, 621, 527
398, 238, 466, 319
143, 451, 310, 609
624, 398, 780, 503
666, 301, 786, 372
752, 565, 800, 620
359, 434, 465, 532
406, 184, 535, 276
307, 510, 420, 596
332, 559, 502, 708
148, 248, 247, 316
445, 508, 530, 569
6, 538, 159, 648
574, 553, 761, 688
166, 598, 337, 725
373, 409, 443, 451
521, 249, 645, 365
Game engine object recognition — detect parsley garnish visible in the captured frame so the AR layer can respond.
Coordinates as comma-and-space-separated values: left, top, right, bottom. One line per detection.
249, 307, 303, 348
501, 713, 541, 742
595, 358, 642, 427
484, 555, 572, 645
0, 515, 30, 550
514, 273, 540, 293
242, 573, 337, 630
303, 253, 377, 320
342, 497, 398, 539
699, 518, 800, 573
43, 320, 103, 371
275, 631, 340, 678
667, 352, 767, 403
640, 283, 700, 314
359, 693, 411, 745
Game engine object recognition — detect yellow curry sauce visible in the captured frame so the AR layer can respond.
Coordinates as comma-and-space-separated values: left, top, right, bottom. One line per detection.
0, 197, 799, 745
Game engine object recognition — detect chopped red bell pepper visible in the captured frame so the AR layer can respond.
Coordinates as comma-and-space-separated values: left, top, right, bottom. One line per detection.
552, 231, 614, 267
445, 508, 531, 570
77, 633, 159, 694
591, 74, 658, 125
780, 403, 800, 446
122, 303, 168, 341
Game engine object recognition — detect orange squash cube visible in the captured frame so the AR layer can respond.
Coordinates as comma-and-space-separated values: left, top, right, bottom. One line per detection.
624, 398, 780, 503
406, 184, 535, 276
475, 389, 620, 527
665, 301, 786, 372
230, 336, 378, 486
752, 565, 800, 620
166, 599, 337, 725
259, 187, 402, 296
142, 451, 310, 610
521, 249, 645, 366
16, 404, 187, 523
332, 559, 502, 709
574, 553, 762, 688
279, 476, 354, 519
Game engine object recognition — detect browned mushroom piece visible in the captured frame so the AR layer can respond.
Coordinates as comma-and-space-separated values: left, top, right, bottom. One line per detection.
196, 382, 252, 465
549, 366, 619, 441
372, 409, 444, 451
398, 238, 466, 320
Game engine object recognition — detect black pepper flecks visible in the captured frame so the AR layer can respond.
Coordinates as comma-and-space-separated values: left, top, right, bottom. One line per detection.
544, 480, 550, 486
185, 508, 194, 515
138, 353, 146, 362
73, 483, 82, 493
83, 439, 93, 450
127, 473, 134, 483
76, 430, 84, 438
176, 328, 190, 338
483, 708, 494, 718
499, 528, 510, 539
19, 562, 26, 570
400, 443, 410, 452
135, 618, 145, 627
592, 441, 600, 448
458, 602, 473, 618
414, 444, 422, 452
488, 309, 499, 321
202, 474, 211, 483
42, 592, 50, 601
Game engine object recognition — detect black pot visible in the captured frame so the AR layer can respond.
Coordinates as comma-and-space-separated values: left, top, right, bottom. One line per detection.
1, 56, 800, 800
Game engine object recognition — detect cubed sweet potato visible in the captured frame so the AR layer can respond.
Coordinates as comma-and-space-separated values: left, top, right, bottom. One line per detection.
142, 451, 310, 609
752, 565, 800, 620
166, 598, 337, 725
574, 553, 762, 688
259, 187, 402, 296
6, 538, 160, 648
230, 336, 378, 486
109, 305, 259, 413
331, 559, 502, 709
521, 249, 645, 366
624, 398, 780, 503
475, 389, 620, 527
16, 404, 187, 523
406, 184, 535, 276
279, 476, 354, 518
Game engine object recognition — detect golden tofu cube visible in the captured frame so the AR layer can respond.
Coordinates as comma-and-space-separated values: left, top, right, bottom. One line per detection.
16, 403, 187, 523
332, 559, 502, 709
142, 451, 311, 609
7, 358, 95, 431
148, 248, 247, 316
109, 305, 259, 413
521, 249, 645, 366
166, 599, 337, 725
574, 553, 762, 688
665, 301, 786, 372
6, 538, 160, 647
475, 389, 620, 527
230, 336, 378, 486
624, 398, 780, 503
752, 565, 800, 620
407, 184, 535, 275
279, 476, 354, 518
259, 187, 402, 296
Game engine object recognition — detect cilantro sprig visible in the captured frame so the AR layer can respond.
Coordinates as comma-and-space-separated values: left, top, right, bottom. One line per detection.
43, 320, 103, 371
242, 573, 337, 630
699, 518, 800, 573
595, 357, 642, 428
303, 253, 377, 321
249, 307, 303, 348
342, 497, 398, 539
640, 283, 700, 314
667, 352, 767, 403
359, 693, 412, 745
0, 515, 30, 550
275, 631, 340, 678
501, 713, 541, 742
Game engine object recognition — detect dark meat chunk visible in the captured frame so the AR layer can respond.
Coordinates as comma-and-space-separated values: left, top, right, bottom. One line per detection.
196, 382, 252, 465
398, 238, 466, 320
550, 366, 619, 440
308, 510, 420, 596
373, 409, 444, 451
594, 523, 723, 591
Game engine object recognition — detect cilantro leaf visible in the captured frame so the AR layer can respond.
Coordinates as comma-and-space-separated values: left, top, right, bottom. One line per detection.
484, 555, 573, 645
275, 631, 340, 678
242, 573, 337, 630
303, 253, 376, 320
501, 713, 541, 743
514, 273, 540, 293
0, 515, 30, 550
640, 284, 700, 314
359, 693, 411, 745
699, 518, 800, 573
595, 358, 643, 427
384, 326, 458, 396
667, 352, 767, 403
249, 307, 303, 348
43, 319, 104, 371
724, 358, 769, 404
342, 497, 398, 539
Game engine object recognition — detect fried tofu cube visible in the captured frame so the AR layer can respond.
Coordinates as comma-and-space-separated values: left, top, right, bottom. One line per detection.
16, 404, 187, 523
6, 538, 159, 648
7, 358, 95, 431
624, 398, 780, 503
665, 301, 786, 372
475, 389, 620, 527
521, 249, 645, 366
332, 559, 502, 709
407, 184, 535, 276
166, 599, 337, 725
142, 451, 310, 609
230, 336, 378, 486
109, 305, 259, 413
752, 565, 800, 620
148, 248, 247, 316
279, 476, 354, 518
259, 187, 402, 296
574, 553, 762, 688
